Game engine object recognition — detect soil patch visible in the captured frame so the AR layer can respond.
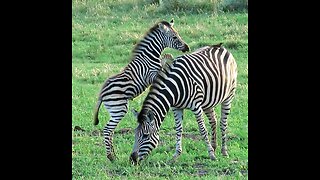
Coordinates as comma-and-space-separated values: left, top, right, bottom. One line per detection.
193, 163, 208, 176
74, 126, 86, 132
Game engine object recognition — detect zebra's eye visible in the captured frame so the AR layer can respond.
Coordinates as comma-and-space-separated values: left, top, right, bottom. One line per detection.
172, 36, 177, 39
142, 134, 149, 139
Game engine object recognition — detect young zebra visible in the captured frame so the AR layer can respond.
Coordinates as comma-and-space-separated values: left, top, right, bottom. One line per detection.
130, 44, 237, 164
93, 20, 189, 161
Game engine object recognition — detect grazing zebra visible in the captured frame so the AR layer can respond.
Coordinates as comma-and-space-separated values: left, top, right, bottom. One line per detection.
93, 20, 190, 161
130, 44, 237, 164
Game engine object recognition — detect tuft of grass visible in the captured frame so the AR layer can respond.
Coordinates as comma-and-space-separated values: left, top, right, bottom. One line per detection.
158, 0, 220, 14
72, 0, 247, 179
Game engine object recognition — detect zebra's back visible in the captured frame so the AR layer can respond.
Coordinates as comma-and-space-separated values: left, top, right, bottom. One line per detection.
155, 46, 237, 110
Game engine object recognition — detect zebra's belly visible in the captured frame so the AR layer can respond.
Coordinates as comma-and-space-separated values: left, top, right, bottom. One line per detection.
171, 84, 230, 110
101, 93, 129, 107
199, 74, 235, 110
201, 97, 225, 110
200, 88, 230, 110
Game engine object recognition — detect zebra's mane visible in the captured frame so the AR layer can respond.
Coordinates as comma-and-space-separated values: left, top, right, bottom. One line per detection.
190, 43, 223, 54
170, 43, 223, 59
131, 21, 172, 55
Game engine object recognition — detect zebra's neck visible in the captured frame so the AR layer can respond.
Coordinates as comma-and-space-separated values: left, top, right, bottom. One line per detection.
125, 29, 167, 97
132, 29, 165, 66
141, 79, 175, 130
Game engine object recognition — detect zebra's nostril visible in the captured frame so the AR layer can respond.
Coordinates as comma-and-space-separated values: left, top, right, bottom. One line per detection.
130, 152, 138, 165
182, 45, 190, 52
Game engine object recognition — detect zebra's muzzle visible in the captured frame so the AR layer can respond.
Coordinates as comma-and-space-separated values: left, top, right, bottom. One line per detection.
182, 44, 190, 53
130, 152, 138, 165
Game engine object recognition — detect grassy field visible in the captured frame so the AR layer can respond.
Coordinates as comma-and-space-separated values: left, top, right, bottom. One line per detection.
72, 0, 248, 179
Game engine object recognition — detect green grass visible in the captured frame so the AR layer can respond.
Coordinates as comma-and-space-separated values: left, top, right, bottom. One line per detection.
72, 0, 248, 179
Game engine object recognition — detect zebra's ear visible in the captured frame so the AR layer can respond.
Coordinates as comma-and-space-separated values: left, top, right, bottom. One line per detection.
170, 19, 174, 27
158, 22, 169, 33
132, 109, 139, 118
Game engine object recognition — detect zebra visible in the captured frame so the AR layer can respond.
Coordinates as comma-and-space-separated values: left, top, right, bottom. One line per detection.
93, 19, 190, 161
130, 43, 237, 164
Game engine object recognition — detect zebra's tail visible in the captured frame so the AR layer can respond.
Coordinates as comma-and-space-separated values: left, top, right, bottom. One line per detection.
93, 98, 102, 125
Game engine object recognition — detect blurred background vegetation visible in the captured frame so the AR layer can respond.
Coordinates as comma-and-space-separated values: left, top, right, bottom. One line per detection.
145, 0, 248, 14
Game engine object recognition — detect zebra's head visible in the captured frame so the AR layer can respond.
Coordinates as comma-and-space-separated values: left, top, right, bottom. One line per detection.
158, 19, 190, 53
130, 109, 159, 165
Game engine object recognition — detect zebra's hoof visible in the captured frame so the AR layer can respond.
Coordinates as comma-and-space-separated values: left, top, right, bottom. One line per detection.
209, 154, 216, 160
170, 156, 179, 163
107, 153, 116, 162
221, 150, 229, 157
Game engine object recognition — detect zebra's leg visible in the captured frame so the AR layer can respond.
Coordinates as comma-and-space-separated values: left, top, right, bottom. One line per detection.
220, 95, 234, 157
193, 107, 216, 160
103, 102, 128, 161
172, 108, 183, 161
204, 108, 218, 152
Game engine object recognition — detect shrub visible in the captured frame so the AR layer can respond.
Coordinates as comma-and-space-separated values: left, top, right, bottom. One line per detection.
219, 0, 248, 12
144, 0, 247, 14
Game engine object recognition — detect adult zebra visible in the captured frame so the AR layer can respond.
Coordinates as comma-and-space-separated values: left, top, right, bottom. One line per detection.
130, 44, 237, 164
93, 20, 189, 161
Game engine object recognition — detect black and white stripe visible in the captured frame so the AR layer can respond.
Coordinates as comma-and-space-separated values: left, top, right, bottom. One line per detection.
130, 44, 237, 164
93, 20, 189, 161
